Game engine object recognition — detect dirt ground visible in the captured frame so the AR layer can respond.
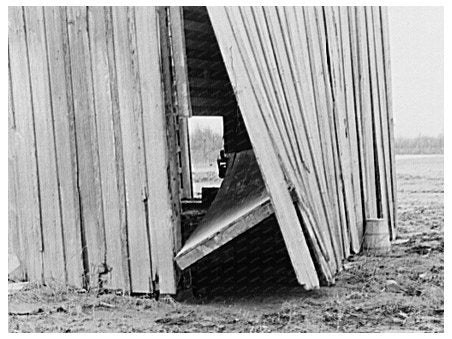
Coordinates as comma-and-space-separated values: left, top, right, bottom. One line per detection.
8, 154, 444, 333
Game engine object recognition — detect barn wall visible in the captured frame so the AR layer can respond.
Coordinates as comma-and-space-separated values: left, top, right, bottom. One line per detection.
8, 6, 180, 294
208, 6, 396, 288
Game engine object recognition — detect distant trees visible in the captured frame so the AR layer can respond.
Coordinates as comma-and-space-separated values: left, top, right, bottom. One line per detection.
189, 126, 223, 168
395, 134, 443, 155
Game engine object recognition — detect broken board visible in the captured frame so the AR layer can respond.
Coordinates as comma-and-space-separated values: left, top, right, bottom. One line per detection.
175, 149, 273, 270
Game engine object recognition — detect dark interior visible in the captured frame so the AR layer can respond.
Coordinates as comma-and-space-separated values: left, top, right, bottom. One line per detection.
178, 7, 296, 297
183, 6, 252, 153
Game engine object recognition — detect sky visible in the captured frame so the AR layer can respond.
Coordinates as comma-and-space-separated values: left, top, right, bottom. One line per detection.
189, 7, 444, 139
388, 6, 444, 138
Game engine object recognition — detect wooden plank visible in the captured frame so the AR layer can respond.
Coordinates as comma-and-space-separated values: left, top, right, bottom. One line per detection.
8, 57, 26, 281
112, 6, 152, 293
24, 6, 66, 284
339, 6, 364, 252
9, 6, 43, 283
170, 6, 192, 118
87, 6, 128, 290
67, 6, 106, 288
371, 7, 394, 239
43, 7, 85, 287
136, 6, 178, 295
380, 6, 397, 238
103, 6, 132, 293
170, 7, 193, 200
303, 7, 344, 270
365, 7, 388, 223
208, 6, 319, 289
348, 6, 368, 244
356, 7, 378, 218
158, 6, 183, 285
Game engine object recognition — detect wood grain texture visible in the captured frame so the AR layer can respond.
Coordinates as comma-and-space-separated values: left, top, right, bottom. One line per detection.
380, 6, 397, 238
24, 6, 66, 284
43, 6, 84, 288
67, 6, 106, 288
170, 7, 193, 200
347, 6, 368, 244
338, 6, 363, 252
112, 6, 152, 293
371, 7, 393, 239
365, 6, 388, 224
323, 6, 354, 258
9, 6, 44, 282
8, 57, 26, 281
356, 7, 378, 219
136, 6, 178, 294
87, 6, 127, 290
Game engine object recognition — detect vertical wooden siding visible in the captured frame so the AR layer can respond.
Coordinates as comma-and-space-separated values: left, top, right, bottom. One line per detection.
207, 6, 396, 287
8, 6, 179, 294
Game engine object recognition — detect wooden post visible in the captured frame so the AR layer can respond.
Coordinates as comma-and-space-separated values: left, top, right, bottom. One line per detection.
169, 6, 193, 200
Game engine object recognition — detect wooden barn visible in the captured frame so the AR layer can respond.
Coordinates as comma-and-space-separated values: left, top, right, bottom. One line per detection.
8, 6, 396, 295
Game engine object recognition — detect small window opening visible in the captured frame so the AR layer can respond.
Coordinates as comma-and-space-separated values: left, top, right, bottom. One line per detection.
188, 116, 224, 199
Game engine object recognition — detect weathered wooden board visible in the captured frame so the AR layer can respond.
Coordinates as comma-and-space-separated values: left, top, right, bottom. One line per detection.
159, 6, 184, 293
112, 6, 152, 293
24, 6, 66, 284
339, 6, 364, 251
365, 6, 388, 224
8, 57, 26, 281
372, 7, 394, 238
136, 6, 178, 295
87, 6, 128, 290
67, 6, 106, 288
347, 6, 368, 243
323, 6, 355, 258
380, 6, 398, 238
9, 6, 43, 283
170, 6, 192, 118
43, 6, 84, 288
356, 7, 378, 219
170, 7, 193, 200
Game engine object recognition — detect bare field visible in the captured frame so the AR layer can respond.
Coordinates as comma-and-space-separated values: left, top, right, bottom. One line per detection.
8, 155, 444, 333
